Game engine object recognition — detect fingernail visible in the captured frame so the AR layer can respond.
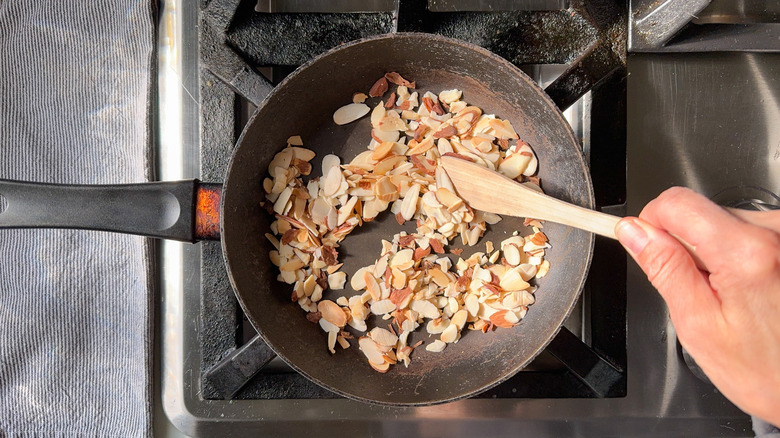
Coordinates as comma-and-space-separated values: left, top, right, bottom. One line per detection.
615, 218, 650, 256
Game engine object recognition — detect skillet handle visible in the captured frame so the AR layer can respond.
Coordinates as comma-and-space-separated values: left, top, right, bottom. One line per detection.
0, 179, 219, 242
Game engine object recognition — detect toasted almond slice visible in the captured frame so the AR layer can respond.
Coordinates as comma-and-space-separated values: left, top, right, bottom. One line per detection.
411, 299, 440, 319
488, 118, 519, 139
391, 266, 407, 289
426, 317, 450, 334
350, 266, 371, 291
465, 294, 480, 316
328, 271, 347, 290
286, 135, 304, 146
333, 103, 370, 125
374, 176, 400, 202
359, 337, 387, 365
370, 299, 396, 315
497, 151, 532, 180
321, 154, 341, 176
319, 317, 340, 334
406, 136, 435, 155
273, 186, 293, 215
518, 143, 538, 176
504, 244, 522, 266
429, 268, 452, 287
400, 184, 421, 221
434, 187, 464, 212
451, 309, 468, 331
268, 148, 293, 172
322, 166, 344, 198
303, 274, 317, 297
499, 268, 530, 292
326, 262, 344, 275
365, 271, 382, 301
438, 89, 462, 104
378, 111, 409, 132
489, 309, 520, 328
370, 361, 391, 373
337, 335, 351, 349
352, 92, 368, 103
318, 300, 347, 327
369, 327, 399, 347
265, 233, 280, 250
280, 258, 305, 272
370, 102, 386, 128
371, 141, 395, 161
269, 250, 281, 266
520, 290, 536, 306
536, 259, 551, 278
389, 286, 413, 309
426, 339, 447, 352
517, 263, 537, 281
327, 330, 338, 354
374, 155, 406, 175
440, 323, 459, 343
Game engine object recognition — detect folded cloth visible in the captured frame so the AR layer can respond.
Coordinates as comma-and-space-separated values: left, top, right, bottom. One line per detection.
0, 1, 155, 436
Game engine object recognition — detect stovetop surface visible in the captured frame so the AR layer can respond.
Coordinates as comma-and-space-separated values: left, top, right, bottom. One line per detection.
156, 0, 774, 436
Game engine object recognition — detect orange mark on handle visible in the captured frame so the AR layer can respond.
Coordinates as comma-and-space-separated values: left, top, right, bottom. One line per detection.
195, 184, 221, 241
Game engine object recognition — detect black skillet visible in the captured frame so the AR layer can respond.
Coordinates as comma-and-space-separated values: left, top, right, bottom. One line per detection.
0, 33, 594, 405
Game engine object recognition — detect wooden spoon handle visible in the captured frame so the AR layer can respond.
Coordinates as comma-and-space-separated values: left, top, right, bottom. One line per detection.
527, 192, 620, 239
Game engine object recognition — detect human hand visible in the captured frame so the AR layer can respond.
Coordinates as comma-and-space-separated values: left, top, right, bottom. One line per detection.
614, 187, 780, 426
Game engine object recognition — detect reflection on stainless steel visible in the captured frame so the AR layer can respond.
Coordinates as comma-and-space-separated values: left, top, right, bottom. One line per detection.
428, 0, 568, 12
627, 53, 780, 204
627, 52, 778, 432
694, 0, 780, 24
682, 346, 711, 383
255, 0, 396, 13
630, 0, 780, 52
712, 186, 780, 210
629, 0, 712, 50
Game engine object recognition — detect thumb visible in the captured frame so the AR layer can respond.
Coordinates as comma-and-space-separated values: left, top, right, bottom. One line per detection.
615, 217, 719, 324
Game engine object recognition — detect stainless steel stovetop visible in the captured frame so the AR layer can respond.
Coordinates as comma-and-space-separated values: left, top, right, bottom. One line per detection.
157, 1, 778, 436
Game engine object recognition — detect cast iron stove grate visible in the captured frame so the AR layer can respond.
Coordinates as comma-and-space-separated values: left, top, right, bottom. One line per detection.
195, 0, 627, 401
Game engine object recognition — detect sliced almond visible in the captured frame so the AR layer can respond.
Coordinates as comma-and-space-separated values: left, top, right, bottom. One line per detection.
489, 309, 520, 328
435, 187, 464, 212
359, 337, 387, 365
369, 327, 399, 347
400, 183, 421, 221
328, 271, 347, 290
503, 244, 522, 266
370, 299, 396, 315
371, 141, 395, 161
318, 300, 347, 327
333, 103, 370, 125
440, 323, 459, 343
365, 271, 382, 301
426, 339, 447, 352
411, 299, 440, 319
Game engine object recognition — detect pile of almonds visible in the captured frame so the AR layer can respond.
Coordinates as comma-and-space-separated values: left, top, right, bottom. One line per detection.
263, 72, 549, 373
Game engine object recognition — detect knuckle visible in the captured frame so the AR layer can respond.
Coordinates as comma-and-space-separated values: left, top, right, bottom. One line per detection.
738, 228, 780, 277
656, 187, 693, 209
640, 187, 694, 220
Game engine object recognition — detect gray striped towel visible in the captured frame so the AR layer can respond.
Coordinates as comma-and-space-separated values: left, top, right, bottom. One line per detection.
0, 1, 155, 436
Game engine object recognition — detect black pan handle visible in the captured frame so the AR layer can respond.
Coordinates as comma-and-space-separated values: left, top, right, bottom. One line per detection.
0, 179, 215, 242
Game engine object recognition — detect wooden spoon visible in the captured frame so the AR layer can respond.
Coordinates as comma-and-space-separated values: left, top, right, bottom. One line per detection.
440, 155, 707, 269
440, 155, 619, 238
